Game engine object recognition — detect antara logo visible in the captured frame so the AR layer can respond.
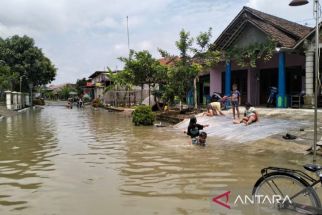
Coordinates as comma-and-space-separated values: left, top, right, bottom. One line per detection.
212, 191, 292, 209
212, 191, 231, 209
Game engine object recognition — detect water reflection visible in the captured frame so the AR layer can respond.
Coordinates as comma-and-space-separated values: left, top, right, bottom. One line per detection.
0, 109, 58, 211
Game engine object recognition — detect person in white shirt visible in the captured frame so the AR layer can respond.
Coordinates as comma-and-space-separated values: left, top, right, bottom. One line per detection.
233, 102, 259, 126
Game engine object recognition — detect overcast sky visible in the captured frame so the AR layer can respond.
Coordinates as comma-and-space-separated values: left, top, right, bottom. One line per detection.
0, 0, 314, 84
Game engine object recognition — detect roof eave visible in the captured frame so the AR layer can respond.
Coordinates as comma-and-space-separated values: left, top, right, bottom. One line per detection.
212, 7, 248, 50
292, 24, 321, 49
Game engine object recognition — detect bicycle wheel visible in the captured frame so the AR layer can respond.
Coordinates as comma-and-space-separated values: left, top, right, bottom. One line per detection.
252, 172, 321, 214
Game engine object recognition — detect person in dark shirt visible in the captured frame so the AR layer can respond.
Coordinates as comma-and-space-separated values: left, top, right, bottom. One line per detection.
185, 117, 209, 146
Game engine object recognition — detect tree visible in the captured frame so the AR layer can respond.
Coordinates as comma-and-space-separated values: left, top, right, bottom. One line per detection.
226, 40, 276, 68
75, 78, 89, 96
105, 68, 134, 106
0, 35, 57, 92
119, 50, 166, 106
58, 85, 76, 100
0, 64, 18, 92
159, 28, 220, 109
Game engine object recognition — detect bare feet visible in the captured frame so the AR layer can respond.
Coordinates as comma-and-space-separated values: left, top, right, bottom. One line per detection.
233, 120, 241, 124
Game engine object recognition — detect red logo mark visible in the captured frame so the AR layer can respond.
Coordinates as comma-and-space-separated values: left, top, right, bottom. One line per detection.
212, 191, 231, 209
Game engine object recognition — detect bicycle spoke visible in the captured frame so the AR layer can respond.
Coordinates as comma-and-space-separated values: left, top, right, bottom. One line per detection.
253, 173, 320, 214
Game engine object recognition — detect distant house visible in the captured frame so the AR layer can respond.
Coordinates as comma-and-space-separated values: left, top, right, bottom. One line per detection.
47, 83, 76, 100
83, 71, 113, 100
198, 6, 320, 108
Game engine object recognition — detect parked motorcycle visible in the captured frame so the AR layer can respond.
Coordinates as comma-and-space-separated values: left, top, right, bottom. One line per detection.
266, 86, 277, 107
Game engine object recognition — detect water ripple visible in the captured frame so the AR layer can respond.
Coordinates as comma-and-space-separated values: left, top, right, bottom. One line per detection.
0, 106, 317, 215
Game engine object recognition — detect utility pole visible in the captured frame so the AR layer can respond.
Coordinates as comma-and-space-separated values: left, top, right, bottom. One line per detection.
289, 0, 320, 162
313, 0, 319, 162
126, 16, 130, 56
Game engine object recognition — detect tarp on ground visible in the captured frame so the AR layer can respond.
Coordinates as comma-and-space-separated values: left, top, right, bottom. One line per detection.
142, 95, 155, 106
174, 114, 309, 143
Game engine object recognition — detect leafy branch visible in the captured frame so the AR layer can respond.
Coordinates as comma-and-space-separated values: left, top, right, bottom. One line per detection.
226, 40, 276, 68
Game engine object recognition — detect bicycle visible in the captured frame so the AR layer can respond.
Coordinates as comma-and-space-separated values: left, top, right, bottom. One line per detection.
252, 164, 322, 214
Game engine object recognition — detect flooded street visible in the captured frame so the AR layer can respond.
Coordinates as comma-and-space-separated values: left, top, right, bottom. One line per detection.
0, 107, 321, 215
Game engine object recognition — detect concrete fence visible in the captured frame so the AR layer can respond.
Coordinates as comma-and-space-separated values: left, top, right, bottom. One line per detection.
4, 91, 30, 110
103, 89, 150, 106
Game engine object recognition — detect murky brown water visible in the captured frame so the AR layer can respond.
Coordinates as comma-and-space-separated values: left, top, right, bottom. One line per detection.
0, 107, 321, 215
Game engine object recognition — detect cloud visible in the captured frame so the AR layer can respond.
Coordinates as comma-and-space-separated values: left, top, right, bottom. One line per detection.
0, 0, 314, 84
246, 0, 314, 26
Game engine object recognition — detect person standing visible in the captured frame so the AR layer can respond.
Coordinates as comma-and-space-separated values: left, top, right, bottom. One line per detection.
231, 84, 240, 119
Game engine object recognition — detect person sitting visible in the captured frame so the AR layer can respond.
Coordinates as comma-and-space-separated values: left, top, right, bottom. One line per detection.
233, 102, 258, 126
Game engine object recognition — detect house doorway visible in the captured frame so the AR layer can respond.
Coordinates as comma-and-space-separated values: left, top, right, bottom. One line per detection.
260, 69, 278, 105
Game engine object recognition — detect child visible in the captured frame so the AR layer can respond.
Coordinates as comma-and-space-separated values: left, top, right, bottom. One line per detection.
186, 117, 208, 146
191, 132, 207, 147
199, 132, 207, 146
231, 84, 240, 119
233, 102, 258, 126
242, 102, 258, 125
203, 102, 225, 116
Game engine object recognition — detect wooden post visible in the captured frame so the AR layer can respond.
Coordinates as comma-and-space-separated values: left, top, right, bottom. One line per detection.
194, 77, 198, 109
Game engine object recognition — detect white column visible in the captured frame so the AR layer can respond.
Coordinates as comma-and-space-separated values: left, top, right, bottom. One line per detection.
17, 92, 21, 109
12, 91, 18, 110
304, 50, 314, 107
21, 93, 25, 108
25, 94, 30, 106
5, 91, 12, 110
305, 50, 314, 96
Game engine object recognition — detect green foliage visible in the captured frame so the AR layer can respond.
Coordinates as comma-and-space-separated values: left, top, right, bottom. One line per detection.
33, 98, 45, 105
75, 78, 89, 95
192, 28, 221, 68
0, 64, 18, 91
43, 90, 54, 100
226, 40, 276, 68
58, 85, 76, 100
162, 64, 199, 103
158, 28, 220, 104
118, 50, 168, 106
92, 98, 103, 108
176, 30, 193, 65
132, 105, 155, 126
118, 50, 164, 87
0, 35, 57, 91
105, 67, 133, 92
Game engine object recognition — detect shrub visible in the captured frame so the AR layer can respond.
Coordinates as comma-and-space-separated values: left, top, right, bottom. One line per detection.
33, 98, 45, 106
92, 98, 103, 108
132, 105, 155, 126
83, 96, 91, 103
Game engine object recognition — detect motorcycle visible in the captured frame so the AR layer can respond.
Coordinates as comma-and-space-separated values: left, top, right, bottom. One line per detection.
266, 86, 277, 107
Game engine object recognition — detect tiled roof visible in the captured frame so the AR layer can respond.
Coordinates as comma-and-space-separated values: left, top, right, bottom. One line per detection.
158, 57, 179, 66
213, 6, 312, 50
245, 7, 311, 40
88, 71, 106, 79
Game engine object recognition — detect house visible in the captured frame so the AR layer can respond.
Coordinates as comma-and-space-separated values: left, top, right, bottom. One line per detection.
86, 71, 112, 99
84, 70, 152, 106
199, 6, 320, 108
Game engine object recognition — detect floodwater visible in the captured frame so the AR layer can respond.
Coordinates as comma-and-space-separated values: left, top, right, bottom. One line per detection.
0, 107, 321, 215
